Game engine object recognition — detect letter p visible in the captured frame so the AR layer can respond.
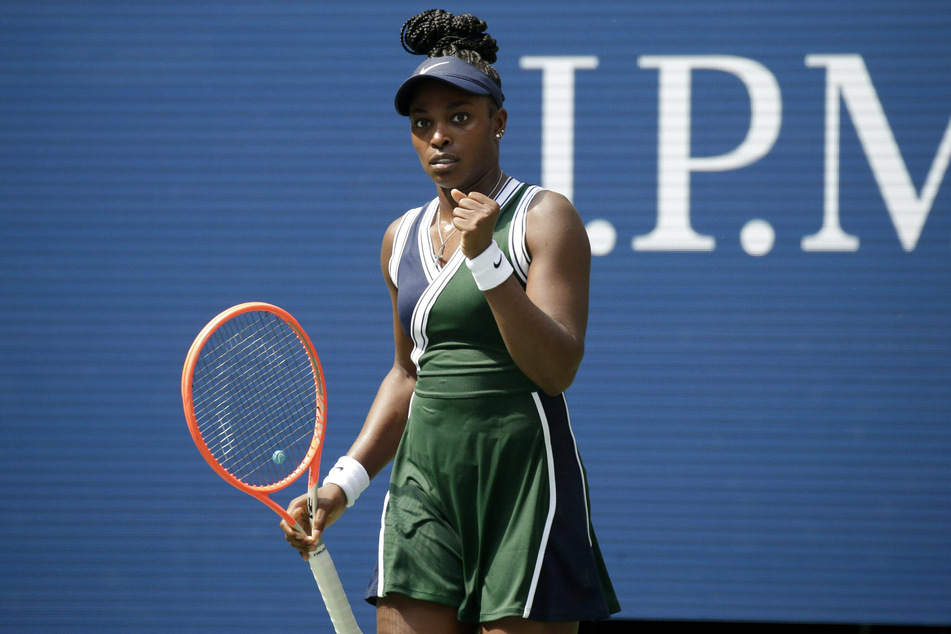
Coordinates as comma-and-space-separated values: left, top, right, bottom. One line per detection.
635, 56, 782, 250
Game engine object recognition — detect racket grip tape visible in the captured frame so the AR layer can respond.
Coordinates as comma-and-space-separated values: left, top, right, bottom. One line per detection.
308, 539, 363, 634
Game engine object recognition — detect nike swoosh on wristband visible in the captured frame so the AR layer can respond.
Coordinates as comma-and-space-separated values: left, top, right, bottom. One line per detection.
420, 60, 452, 75
493, 254, 503, 268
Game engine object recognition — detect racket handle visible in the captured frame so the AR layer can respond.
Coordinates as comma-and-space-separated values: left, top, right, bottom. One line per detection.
308, 539, 363, 634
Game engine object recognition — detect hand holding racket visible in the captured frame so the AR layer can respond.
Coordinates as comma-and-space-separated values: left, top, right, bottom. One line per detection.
181, 302, 362, 634
281, 486, 346, 559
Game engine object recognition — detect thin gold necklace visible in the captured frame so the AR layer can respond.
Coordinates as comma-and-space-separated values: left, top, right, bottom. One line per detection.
436, 170, 506, 264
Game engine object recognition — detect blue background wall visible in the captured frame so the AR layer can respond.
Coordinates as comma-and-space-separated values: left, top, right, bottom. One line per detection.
1, 1, 949, 631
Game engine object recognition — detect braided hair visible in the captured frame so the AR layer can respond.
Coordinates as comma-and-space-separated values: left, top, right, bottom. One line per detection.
400, 9, 502, 91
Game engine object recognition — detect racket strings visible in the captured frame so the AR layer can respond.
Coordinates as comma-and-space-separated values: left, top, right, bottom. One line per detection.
197, 315, 313, 483
191, 310, 323, 487
209, 314, 315, 472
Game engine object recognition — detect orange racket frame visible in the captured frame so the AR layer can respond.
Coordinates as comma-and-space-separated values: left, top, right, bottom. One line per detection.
180, 301, 327, 525
181, 302, 361, 634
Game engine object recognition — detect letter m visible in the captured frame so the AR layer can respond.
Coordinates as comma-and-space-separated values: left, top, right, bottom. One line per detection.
804, 55, 951, 251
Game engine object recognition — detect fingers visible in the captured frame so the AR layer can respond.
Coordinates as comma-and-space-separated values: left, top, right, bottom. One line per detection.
450, 188, 468, 204
449, 189, 499, 230
280, 487, 348, 560
450, 189, 496, 209
280, 493, 317, 560
281, 517, 315, 560
450, 189, 500, 258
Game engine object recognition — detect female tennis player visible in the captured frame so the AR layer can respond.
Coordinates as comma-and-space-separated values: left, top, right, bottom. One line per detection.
281, 9, 619, 633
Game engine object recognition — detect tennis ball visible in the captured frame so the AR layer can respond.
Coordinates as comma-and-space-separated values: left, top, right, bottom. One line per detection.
272, 450, 286, 465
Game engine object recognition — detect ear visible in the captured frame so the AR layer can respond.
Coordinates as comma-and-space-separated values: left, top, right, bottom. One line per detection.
493, 107, 508, 138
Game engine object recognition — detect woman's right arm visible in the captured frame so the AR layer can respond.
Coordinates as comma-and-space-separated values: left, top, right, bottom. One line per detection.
281, 218, 417, 557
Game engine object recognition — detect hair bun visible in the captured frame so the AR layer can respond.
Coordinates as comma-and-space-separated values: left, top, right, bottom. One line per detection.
400, 9, 498, 64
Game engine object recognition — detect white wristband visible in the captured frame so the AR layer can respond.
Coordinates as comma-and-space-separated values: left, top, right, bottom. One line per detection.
465, 240, 513, 291
322, 456, 370, 508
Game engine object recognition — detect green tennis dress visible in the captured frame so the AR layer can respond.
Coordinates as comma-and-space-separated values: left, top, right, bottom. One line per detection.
366, 178, 620, 623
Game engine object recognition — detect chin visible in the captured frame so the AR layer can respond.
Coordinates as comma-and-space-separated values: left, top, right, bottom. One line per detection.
428, 172, 463, 190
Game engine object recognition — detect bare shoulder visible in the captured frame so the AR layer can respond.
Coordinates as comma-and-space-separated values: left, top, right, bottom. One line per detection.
383, 214, 404, 243
527, 189, 579, 221
525, 189, 590, 259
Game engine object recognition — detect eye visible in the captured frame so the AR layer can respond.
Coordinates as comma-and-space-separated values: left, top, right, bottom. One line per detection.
412, 118, 431, 129
451, 112, 470, 124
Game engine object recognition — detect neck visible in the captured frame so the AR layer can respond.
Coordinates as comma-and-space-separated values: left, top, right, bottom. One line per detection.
437, 167, 505, 211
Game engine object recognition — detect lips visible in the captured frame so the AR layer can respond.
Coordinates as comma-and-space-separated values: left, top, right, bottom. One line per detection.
430, 154, 459, 170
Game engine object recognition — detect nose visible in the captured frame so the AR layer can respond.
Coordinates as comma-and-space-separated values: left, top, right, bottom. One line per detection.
431, 124, 451, 148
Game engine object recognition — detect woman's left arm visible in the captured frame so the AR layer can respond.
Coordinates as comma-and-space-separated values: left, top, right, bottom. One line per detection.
453, 188, 590, 395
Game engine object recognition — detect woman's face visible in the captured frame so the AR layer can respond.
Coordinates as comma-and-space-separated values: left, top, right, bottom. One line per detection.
407, 80, 507, 193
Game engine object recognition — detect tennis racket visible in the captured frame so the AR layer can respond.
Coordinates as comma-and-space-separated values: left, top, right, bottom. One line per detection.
181, 302, 362, 634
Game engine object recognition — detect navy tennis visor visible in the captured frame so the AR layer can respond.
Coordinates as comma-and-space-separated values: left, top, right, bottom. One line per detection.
395, 56, 505, 116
